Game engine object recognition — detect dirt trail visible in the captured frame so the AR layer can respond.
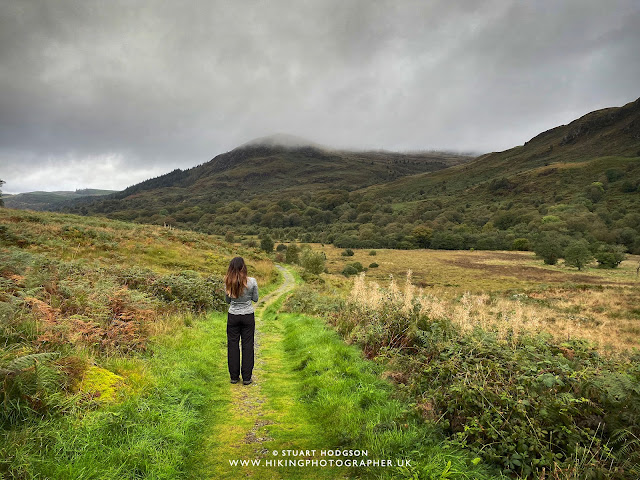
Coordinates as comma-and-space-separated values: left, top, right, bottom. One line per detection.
219, 265, 296, 464
187, 266, 341, 479
258, 265, 295, 307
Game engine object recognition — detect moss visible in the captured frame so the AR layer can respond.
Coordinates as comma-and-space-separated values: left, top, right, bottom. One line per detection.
78, 366, 124, 403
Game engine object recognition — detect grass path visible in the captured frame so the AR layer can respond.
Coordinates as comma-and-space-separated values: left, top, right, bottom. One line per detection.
186, 266, 346, 479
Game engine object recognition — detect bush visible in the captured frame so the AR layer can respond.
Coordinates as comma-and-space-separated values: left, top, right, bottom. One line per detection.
512, 238, 530, 251
350, 262, 364, 272
594, 244, 626, 268
534, 233, 564, 265
369, 262, 379, 268
342, 262, 364, 276
0, 352, 62, 426
300, 250, 325, 275
563, 240, 593, 270
260, 235, 274, 253
342, 265, 358, 276
621, 180, 638, 193
276, 243, 287, 252
152, 271, 225, 311
326, 286, 640, 478
369, 250, 377, 256
605, 168, 625, 182
341, 249, 354, 256
285, 244, 299, 264
586, 181, 605, 203
418, 333, 640, 477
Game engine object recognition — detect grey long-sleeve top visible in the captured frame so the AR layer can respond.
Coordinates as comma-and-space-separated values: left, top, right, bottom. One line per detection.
225, 277, 259, 315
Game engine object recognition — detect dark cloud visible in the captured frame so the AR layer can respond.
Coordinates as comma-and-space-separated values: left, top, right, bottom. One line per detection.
1, 0, 639, 192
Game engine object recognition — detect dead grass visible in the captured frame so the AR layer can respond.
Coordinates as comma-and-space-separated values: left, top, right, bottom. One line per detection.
341, 246, 640, 353
313, 244, 639, 293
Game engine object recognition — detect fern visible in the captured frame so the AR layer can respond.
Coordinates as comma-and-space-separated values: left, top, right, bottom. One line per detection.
1, 351, 62, 425
5, 352, 60, 373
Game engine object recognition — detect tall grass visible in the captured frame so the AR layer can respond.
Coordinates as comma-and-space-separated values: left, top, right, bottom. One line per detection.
284, 274, 640, 478
0, 208, 277, 478
2, 313, 229, 479
351, 272, 639, 352
269, 297, 503, 479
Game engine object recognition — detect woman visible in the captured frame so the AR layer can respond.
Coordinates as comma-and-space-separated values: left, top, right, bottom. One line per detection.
224, 257, 259, 385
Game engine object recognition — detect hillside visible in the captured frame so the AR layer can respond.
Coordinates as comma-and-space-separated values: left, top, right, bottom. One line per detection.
366, 96, 640, 201
57, 99, 640, 254
3, 189, 117, 211
59, 136, 471, 219
343, 97, 640, 252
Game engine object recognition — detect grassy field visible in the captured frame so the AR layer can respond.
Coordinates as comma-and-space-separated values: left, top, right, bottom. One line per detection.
1, 212, 501, 480
3, 206, 639, 478
0, 208, 278, 478
284, 246, 640, 477
310, 244, 640, 352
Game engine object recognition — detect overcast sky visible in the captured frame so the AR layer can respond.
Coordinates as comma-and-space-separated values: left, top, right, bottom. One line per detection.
1, 1, 639, 193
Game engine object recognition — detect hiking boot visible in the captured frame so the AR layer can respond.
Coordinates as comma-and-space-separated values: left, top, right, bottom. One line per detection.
230, 378, 239, 384
243, 378, 252, 385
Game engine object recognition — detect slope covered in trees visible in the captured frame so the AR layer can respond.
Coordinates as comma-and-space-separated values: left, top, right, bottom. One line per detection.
58, 99, 640, 255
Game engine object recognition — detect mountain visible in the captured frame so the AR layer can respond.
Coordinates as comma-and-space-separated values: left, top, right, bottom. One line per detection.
365, 97, 640, 201
348, 97, 640, 252
3, 189, 118, 211
106, 135, 471, 200
55, 98, 640, 254
58, 136, 472, 217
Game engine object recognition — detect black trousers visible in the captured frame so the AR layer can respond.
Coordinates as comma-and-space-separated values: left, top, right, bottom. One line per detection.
227, 312, 255, 380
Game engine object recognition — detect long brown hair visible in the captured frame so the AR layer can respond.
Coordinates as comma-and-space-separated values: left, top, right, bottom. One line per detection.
224, 257, 248, 298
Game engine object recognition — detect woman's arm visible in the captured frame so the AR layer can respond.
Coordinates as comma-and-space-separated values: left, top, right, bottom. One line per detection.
252, 279, 259, 302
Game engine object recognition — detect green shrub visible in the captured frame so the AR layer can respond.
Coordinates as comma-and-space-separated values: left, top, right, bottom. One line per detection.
285, 244, 299, 264
300, 250, 325, 275
342, 262, 364, 276
0, 351, 62, 427
342, 265, 358, 276
0, 225, 30, 247
586, 181, 605, 203
534, 233, 564, 265
350, 262, 364, 272
369, 250, 377, 256
621, 180, 638, 193
563, 240, 593, 270
259, 234, 274, 253
605, 168, 625, 182
595, 244, 626, 268
282, 286, 345, 316
341, 249, 354, 256
512, 238, 530, 251
369, 262, 379, 268
152, 271, 225, 311
318, 286, 640, 478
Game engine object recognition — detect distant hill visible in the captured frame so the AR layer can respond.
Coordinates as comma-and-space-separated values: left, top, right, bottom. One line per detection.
59, 135, 472, 219
351, 97, 640, 252
3, 189, 118, 211
104, 135, 471, 201
366, 97, 640, 201
57, 99, 640, 254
